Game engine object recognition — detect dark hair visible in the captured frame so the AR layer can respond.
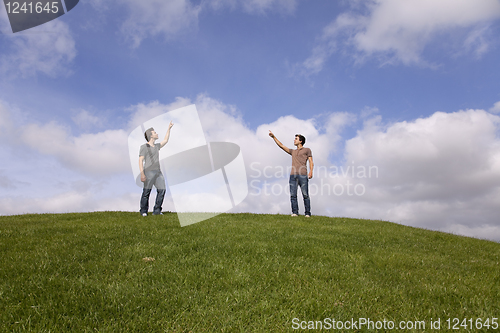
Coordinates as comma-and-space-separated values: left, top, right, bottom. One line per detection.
144, 127, 154, 141
295, 134, 306, 145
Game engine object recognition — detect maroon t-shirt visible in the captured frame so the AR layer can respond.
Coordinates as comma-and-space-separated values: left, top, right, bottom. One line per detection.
291, 147, 312, 175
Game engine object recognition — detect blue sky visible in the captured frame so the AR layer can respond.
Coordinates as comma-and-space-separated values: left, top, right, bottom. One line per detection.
2, 0, 500, 241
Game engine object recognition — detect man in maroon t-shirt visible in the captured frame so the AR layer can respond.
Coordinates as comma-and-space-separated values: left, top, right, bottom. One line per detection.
269, 131, 314, 217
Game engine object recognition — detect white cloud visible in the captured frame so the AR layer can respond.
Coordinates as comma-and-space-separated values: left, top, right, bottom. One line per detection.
3, 96, 500, 241
90, 0, 298, 48
463, 25, 492, 58
300, 0, 500, 74
360, 106, 379, 119
489, 101, 500, 114
443, 222, 500, 242
340, 109, 500, 237
0, 191, 139, 215
72, 109, 103, 130
127, 97, 192, 130
20, 121, 130, 175
241, 0, 298, 14
0, 97, 197, 179
346, 109, 500, 186
0, 19, 76, 78
208, 0, 298, 15
120, 0, 202, 48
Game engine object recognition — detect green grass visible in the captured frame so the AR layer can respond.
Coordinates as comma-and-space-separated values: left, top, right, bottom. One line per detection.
0, 212, 499, 332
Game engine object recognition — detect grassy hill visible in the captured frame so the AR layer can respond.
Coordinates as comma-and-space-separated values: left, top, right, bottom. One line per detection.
0, 212, 499, 332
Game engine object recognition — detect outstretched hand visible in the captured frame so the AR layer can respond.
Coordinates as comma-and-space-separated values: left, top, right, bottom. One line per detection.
269, 130, 275, 138
169, 121, 174, 129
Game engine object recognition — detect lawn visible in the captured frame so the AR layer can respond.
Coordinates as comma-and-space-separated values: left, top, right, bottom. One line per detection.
0, 212, 499, 332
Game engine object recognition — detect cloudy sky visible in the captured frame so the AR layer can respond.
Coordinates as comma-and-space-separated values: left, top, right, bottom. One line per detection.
1, 0, 500, 241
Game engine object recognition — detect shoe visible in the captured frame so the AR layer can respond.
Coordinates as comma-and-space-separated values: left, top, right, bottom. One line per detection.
153, 212, 163, 216
305, 215, 311, 218
291, 214, 298, 217
142, 213, 147, 217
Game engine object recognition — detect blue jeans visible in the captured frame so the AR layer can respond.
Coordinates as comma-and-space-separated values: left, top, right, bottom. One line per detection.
289, 174, 311, 216
140, 169, 166, 215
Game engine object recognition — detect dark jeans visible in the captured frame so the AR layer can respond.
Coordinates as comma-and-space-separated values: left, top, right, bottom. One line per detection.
289, 174, 311, 216
140, 169, 166, 215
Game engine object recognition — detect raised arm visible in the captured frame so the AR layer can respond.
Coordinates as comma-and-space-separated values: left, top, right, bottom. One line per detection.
269, 130, 291, 155
160, 121, 174, 148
